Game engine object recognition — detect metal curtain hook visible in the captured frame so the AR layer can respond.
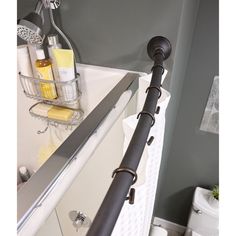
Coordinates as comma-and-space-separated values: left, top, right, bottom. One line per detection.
37, 123, 49, 134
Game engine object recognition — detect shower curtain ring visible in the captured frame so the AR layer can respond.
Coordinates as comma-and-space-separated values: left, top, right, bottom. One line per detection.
145, 86, 162, 98
112, 167, 138, 185
137, 111, 155, 126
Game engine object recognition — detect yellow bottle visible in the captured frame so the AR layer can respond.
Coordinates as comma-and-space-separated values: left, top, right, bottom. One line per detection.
35, 49, 57, 99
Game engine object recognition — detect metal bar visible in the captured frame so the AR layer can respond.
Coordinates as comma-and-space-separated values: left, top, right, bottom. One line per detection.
87, 36, 171, 236
17, 72, 139, 230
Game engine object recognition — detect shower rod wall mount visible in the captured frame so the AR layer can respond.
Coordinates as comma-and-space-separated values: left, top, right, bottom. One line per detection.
147, 36, 172, 61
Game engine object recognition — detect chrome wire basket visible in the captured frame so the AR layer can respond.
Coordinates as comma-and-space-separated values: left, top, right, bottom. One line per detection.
19, 72, 81, 105
29, 102, 84, 127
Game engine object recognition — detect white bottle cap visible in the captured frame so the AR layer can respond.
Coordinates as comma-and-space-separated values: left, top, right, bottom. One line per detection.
36, 49, 46, 60
48, 34, 59, 46
19, 166, 28, 175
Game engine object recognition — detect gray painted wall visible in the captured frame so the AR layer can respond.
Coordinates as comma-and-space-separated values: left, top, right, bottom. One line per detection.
17, 0, 191, 74
17, 0, 218, 227
153, 0, 199, 224
57, 0, 185, 73
155, 0, 219, 226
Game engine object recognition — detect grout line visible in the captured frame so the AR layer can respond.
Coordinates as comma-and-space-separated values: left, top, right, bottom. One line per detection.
55, 208, 64, 236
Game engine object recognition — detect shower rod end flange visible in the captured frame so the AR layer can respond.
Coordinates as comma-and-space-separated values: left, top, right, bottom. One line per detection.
147, 36, 172, 61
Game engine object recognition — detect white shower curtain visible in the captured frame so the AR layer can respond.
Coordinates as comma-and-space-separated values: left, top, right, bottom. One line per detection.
112, 76, 170, 236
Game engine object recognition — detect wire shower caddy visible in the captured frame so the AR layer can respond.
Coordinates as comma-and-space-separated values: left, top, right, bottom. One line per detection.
19, 72, 84, 128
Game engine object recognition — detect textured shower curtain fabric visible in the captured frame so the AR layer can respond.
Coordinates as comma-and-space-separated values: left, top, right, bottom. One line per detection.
111, 87, 170, 236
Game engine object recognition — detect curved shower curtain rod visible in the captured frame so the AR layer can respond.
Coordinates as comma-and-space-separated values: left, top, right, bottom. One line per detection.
87, 36, 172, 236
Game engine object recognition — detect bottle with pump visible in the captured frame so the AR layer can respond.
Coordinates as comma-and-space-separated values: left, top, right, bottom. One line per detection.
48, 34, 62, 54
35, 49, 57, 99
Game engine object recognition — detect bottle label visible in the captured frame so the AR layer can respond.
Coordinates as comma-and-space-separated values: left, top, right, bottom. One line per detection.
36, 65, 57, 99
58, 67, 77, 101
